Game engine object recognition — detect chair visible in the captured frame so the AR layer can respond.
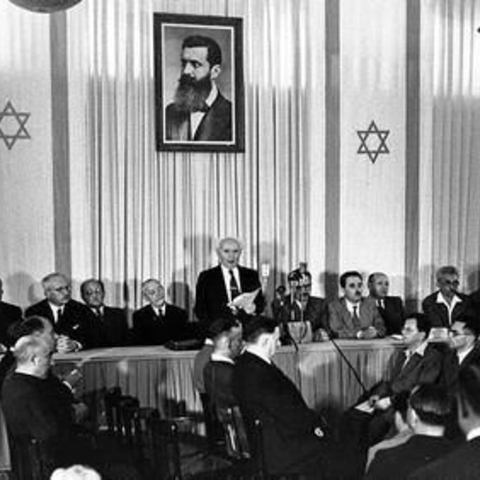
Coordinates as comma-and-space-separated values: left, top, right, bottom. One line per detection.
148, 417, 233, 480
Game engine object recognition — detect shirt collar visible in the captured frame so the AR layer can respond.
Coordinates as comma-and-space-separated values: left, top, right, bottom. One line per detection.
211, 352, 235, 364
436, 291, 462, 307
245, 344, 272, 365
407, 340, 428, 357
205, 82, 218, 107
344, 298, 361, 313
467, 425, 480, 441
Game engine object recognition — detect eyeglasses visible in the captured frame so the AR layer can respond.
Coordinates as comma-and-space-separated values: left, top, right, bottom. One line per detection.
52, 286, 71, 293
449, 330, 467, 337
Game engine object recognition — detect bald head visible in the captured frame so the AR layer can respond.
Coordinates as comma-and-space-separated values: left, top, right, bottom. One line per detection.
142, 279, 165, 308
368, 272, 389, 299
217, 237, 243, 269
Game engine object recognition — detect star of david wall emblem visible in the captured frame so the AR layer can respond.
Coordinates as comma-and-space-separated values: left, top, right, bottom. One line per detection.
356, 120, 390, 164
0, 100, 31, 150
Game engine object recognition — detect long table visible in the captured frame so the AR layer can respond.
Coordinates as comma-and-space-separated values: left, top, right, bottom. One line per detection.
0, 339, 402, 472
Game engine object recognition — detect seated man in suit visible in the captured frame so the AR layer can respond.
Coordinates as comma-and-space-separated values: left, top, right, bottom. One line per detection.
26, 273, 95, 352
367, 272, 405, 335
328, 270, 386, 339
0, 277, 22, 349
194, 237, 264, 331
271, 266, 329, 343
2, 334, 93, 475
132, 279, 188, 345
410, 365, 480, 480
204, 317, 243, 413
165, 35, 232, 142
422, 266, 472, 328
443, 315, 480, 389
80, 278, 130, 347
366, 384, 453, 480
343, 314, 443, 449
233, 316, 350, 478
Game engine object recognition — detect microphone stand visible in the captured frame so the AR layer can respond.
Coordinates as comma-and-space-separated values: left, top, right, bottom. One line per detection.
325, 330, 367, 395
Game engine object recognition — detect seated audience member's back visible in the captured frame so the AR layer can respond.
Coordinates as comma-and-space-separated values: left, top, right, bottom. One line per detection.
233, 316, 350, 478
203, 317, 243, 413
409, 365, 480, 480
2, 335, 78, 471
366, 384, 453, 480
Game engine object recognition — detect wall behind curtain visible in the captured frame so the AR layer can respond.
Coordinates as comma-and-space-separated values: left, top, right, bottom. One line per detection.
67, 0, 326, 313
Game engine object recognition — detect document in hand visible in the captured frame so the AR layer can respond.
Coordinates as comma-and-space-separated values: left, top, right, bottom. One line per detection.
229, 288, 260, 314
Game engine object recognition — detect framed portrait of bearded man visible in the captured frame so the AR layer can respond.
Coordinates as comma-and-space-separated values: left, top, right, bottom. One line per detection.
154, 13, 244, 152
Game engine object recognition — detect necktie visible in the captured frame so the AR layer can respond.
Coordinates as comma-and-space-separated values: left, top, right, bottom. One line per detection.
229, 270, 240, 301
377, 299, 384, 309
352, 306, 361, 329
94, 307, 103, 321
57, 307, 64, 324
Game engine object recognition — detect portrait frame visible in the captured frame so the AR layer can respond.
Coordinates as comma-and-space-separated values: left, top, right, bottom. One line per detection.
154, 13, 244, 152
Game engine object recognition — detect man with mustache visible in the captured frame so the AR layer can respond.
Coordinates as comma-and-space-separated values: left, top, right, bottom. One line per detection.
165, 35, 232, 142
328, 270, 386, 339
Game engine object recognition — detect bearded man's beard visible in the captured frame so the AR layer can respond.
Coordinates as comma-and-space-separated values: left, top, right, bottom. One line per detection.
173, 74, 212, 113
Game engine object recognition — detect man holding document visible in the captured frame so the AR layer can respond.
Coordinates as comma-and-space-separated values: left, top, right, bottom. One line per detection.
194, 237, 264, 330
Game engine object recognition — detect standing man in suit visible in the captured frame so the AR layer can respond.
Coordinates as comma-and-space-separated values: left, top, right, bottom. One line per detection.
165, 36, 232, 142
132, 279, 188, 345
410, 365, 480, 480
25, 273, 94, 352
233, 316, 350, 478
0, 278, 22, 348
366, 384, 453, 480
80, 279, 130, 347
422, 266, 472, 328
194, 237, 264, 330
328, 270, 386, 339
368, 272, 405, 335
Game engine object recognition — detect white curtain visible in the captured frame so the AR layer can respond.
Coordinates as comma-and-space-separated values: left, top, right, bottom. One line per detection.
418, 0, 480, 299
67, 0, 326, 314
0, 3, 55, 306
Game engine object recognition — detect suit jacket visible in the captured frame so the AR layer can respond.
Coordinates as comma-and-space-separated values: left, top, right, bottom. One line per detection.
25, 299, 95, 349
441, 342, 480, 389
194, 265, 264, 327
166, 92, 232, 142
389, 343, 443, 395
193, 342, 214, 394
2, 371, 91, 471
204, 359, 236, 412
370, 296, 405, 335
132, 303, 188, 346
233, 351, 327, 474
328, 297, 386, 339
86, 305, 130, 347
409, 437, 480, 480
272, 295, 328, 333
0, 301, 22, 347
422, 291, 472, 328
366, 435, 453, 480
470, 289, 480, 318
